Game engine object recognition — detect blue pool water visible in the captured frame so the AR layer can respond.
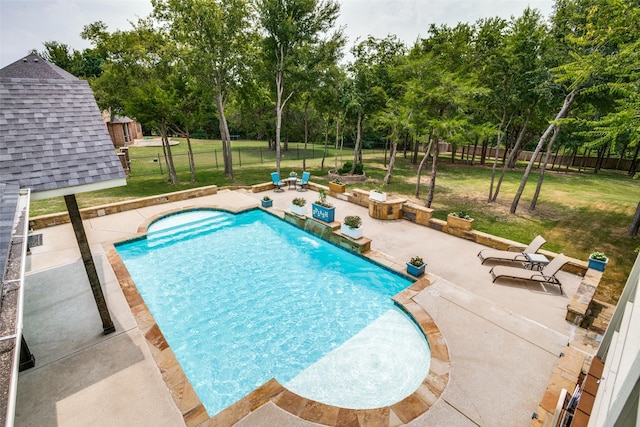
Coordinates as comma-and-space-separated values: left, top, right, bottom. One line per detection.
116, 209, 430, 416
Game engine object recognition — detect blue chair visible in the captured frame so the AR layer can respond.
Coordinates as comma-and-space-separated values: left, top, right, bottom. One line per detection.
296, 171, 310, 191
271, 172, 285, 192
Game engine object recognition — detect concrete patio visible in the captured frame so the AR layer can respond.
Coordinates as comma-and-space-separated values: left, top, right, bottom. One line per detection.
15, 188, 592, 426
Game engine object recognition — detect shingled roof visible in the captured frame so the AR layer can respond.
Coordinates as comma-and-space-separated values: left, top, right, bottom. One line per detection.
0, 54, 127, 426
0, 54, 126, 200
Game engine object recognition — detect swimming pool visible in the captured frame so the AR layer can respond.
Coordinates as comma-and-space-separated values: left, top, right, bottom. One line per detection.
115, 209, 430, 416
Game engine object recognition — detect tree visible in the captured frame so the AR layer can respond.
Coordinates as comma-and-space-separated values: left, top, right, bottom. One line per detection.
152, 0, 255, 180
405, 24, 487, 207
256, 0, 342, 175
489, 8, 553, 202
347, 35, 406, 174
84, 19, 181, 184
511, 0, 640, 213
38, 41, 104, 79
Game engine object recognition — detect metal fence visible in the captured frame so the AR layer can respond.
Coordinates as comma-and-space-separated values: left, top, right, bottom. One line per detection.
128, 146, 334, 177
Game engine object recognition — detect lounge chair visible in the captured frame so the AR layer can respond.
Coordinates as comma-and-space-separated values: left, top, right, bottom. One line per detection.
477, 235, 546, 265
490, 253, 569, 295
296, 171, 310, 191
271, 172, 285, 192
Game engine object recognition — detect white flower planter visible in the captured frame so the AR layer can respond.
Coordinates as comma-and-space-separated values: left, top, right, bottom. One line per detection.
340, 223, 363, 239
369, 190, 387, 202
290, 204, 307, 216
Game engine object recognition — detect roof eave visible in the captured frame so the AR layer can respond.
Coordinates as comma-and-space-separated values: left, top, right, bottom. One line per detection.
29, 178, 128, 201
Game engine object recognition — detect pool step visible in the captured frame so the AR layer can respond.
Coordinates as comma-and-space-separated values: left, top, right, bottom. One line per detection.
147, 214, 233, 246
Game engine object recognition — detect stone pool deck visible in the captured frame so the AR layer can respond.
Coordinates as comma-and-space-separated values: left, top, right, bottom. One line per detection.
16, 188, 594, 426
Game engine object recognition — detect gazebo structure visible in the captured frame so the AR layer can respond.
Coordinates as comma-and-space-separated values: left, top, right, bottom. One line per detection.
0, 54, 126, 425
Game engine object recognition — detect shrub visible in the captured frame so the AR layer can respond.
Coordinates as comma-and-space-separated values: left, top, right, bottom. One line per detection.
262, 195, 271, 201
409, 256, 424, 266
292, 197, 306, 207
590, 251, 607, 261
337, 162, 364, 175
449, 211, 472, 220
314, 189, 333, 208
343, 215, 362, 229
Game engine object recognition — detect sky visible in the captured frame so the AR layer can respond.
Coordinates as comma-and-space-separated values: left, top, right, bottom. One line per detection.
0, 0, 555, 68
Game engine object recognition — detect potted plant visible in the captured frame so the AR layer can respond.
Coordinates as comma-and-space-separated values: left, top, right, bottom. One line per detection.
588, 251, 608, 272
289, 171, 298, 178
260, 195, 273, 208
406, 255, 426, 277
369, 186, 387, 202
311, 189, 336, 223
447, 211, 474, 231
290, 197, 307, 216
341, 215, 363, 239
329, 178, 346, 194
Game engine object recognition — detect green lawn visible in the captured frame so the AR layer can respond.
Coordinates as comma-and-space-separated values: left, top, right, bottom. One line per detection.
30, 139, 640, 304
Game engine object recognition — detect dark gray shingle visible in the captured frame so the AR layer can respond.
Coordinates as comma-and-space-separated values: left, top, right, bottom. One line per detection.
0, 55, 126, 194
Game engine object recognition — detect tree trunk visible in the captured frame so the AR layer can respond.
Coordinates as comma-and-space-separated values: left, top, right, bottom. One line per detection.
425, 138, 439, 208
415, 136, 433, 198
383, 138, 388, 167
471, 136, 478, 166
303, 97, 309, 171
160, 123, 178, 184
510, 90, 575, 214
480, 140, 488, 165
320, 116, 329, 171
529, 125, 561, 211
627, 200, 640, 236
629, 143, 640, 176
568, 147, 577, 172
215, 90, 233, 179
351, 110, 362, 174
186, 129, 196, 183
493, 110, 531, 202
275, 70, 284, 175
488, 111, 509, 202
334, 118, 340, 172
383, 141, 398, 184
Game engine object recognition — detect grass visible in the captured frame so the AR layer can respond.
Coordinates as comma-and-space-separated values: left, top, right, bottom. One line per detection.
30, 139, 640, 304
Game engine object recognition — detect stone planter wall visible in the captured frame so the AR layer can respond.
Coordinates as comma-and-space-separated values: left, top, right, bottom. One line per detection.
402, 203, 434, 227
446, 214, 474, 231
328, 182, 346, 193
283, 212, 371, 254
368, 198, 406, 220
327, 170, 367, 183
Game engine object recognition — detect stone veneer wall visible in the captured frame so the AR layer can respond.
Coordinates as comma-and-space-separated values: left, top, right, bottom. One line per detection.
282, 212, 371, 254
29, 185, 222, 230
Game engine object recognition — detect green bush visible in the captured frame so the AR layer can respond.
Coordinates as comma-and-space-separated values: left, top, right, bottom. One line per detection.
338, 162, 364, 175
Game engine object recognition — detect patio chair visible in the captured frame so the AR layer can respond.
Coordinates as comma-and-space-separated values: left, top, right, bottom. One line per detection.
271, 172, 285, 192
296, 171, 310, 191
477, 235, 546, 265
490, 253, 569, 295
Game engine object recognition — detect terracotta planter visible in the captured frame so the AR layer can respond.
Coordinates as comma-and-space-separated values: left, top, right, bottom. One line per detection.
447, 214, 474, 231
329, 182, 346, 193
